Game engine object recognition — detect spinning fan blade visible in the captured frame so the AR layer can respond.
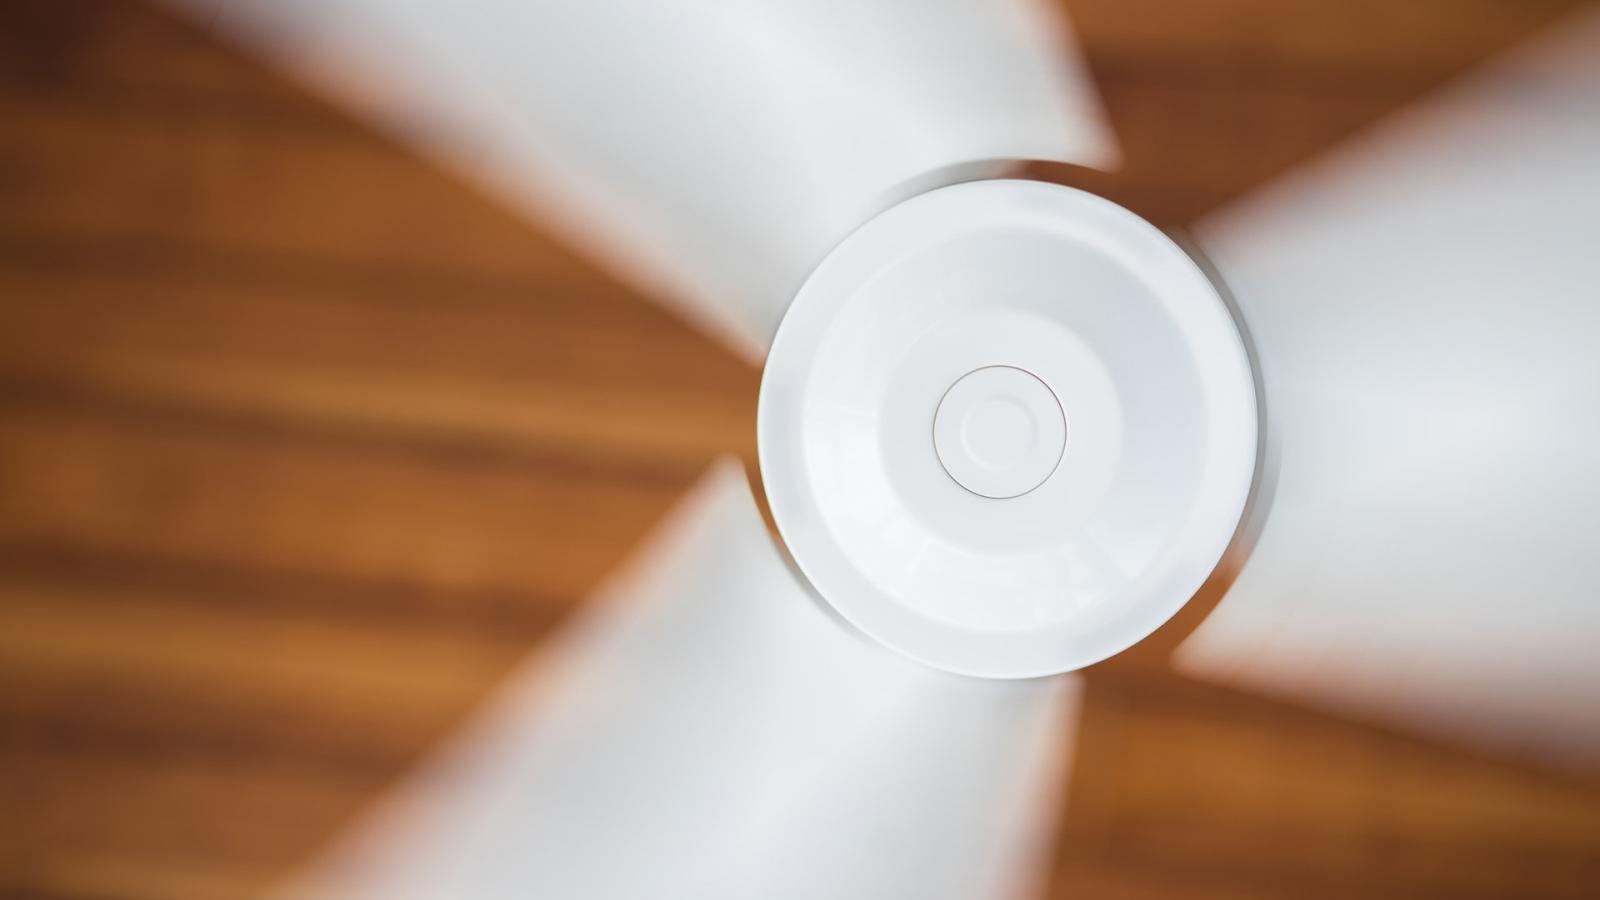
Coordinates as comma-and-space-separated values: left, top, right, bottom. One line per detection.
282, 460, 1079, 900
1179, 8, 1600, 769
174, 0, 1114, 361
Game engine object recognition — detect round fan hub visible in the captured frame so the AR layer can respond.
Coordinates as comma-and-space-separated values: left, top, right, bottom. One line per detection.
758, 180, 1257, 678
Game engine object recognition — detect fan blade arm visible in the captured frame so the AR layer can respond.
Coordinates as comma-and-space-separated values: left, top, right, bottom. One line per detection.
282, 459, 1081, 900
1177, 7, 1600, 770
168, 0, 1116, 362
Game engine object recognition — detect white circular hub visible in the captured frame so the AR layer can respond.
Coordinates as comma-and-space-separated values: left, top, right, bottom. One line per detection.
758, 180, 1257, 678
933, 366, 1066, 499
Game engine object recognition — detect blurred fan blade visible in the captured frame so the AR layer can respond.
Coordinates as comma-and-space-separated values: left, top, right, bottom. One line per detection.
281, 459, 1079, 900
173, 0, 1114, 361
1179, 8, 1600, 769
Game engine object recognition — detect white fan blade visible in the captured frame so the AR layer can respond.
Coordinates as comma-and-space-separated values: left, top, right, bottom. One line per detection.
281, 459, 1079, 900
173, 0, 1114, 362
1179, 8, 1600, 769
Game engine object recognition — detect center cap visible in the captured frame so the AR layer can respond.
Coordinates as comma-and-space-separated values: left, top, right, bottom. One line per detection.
933, 366, 1066, 499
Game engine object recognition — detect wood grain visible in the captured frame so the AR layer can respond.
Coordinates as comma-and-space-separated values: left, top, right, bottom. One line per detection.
1, 2, 1596, 899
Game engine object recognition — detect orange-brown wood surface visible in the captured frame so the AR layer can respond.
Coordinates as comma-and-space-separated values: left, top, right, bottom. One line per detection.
1, 2, 1597, 898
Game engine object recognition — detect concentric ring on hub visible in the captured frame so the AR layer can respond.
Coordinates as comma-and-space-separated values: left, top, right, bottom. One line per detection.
933, 365, 1067, 499
757, 180, 1257, 678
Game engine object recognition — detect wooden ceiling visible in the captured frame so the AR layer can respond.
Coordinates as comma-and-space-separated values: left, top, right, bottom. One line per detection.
0, 1, 1595, 897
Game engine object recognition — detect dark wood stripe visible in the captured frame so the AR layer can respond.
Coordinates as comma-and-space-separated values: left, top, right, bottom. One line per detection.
0, 374, 723, 489
0, 540, 574, 634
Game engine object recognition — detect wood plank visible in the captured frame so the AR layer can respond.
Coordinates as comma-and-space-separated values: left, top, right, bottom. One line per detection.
1057, 672, 1600, 899
1066, 0, 1583, 69
0, 234, 759, 473
0, 402, 695, 607
0, 574, 551, 900
0, 577, 524, 729
2, 748, 369, 900
0, 92, 606, 281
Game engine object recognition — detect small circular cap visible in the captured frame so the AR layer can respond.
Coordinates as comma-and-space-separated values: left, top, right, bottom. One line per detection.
933, 366, 1066, 499
758, 180, 1257, 678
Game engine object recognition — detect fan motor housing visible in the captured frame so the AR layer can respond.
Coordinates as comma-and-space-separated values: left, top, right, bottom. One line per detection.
758, 179, 1258, 678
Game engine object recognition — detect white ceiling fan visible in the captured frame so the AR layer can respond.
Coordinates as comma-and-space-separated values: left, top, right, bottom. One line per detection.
165, 1, 1600, 897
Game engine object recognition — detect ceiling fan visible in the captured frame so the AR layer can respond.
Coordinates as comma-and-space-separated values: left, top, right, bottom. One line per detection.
163, 1, 1600, 897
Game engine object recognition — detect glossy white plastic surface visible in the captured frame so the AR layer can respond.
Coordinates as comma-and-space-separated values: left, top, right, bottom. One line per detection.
1180, 8, 1600, 769
280, 460, 1080, 900
934, 365, 1069, 500
760, 180, 1258, 678
174, 0, 1114, 362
